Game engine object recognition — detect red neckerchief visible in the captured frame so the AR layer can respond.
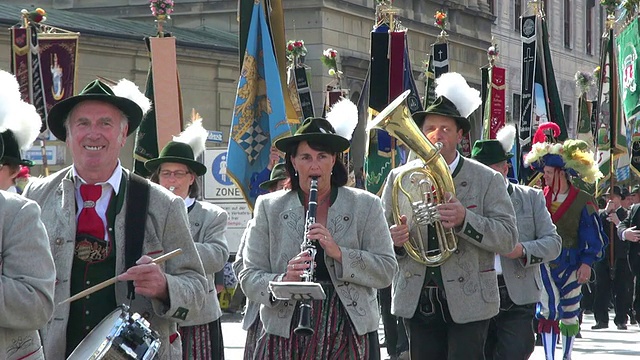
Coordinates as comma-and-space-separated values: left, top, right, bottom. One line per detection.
544, 184, 579, 223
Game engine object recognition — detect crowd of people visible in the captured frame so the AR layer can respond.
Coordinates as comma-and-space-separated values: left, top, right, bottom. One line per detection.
1, 65, 639, 360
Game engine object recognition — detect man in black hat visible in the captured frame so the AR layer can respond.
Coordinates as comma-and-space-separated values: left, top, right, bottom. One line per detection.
592, 186, 633, 330
23, 79, 207, 359
470, 126, 561, 359
382, 73, 518, 359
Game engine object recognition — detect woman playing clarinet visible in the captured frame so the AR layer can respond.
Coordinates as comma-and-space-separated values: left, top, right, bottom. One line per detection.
239, 116, 397, 359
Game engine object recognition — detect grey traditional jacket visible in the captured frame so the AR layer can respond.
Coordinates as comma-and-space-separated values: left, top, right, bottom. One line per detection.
183, 200, 229, 326
502, 183, 561, 305
239, 186, 398, 338
23, 167, 207, 360
0, 191, 55, 360
232, 224, 260, 331
383, 157, 518, 323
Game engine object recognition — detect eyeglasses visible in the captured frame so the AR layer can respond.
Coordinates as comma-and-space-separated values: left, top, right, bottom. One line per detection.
159, 170, 191, 179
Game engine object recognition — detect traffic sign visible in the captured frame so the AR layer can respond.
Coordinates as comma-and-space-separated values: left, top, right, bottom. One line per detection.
203, 149, 243, 201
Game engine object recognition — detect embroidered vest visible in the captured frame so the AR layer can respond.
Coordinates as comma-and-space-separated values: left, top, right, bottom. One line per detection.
66, 176, 126, 356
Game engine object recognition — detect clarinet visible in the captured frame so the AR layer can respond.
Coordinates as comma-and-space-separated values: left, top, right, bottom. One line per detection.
294, 176, 318, 337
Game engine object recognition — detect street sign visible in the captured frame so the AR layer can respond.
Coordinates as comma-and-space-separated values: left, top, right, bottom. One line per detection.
207, 130, 223, 143
24, 145, 58, 165
203, 149, 243, 201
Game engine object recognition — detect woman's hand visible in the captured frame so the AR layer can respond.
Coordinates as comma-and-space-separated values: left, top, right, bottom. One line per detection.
308, 223, 342, 263
283, 251, 314, 281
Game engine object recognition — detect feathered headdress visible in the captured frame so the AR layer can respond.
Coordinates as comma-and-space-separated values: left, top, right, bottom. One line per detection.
173, 115, 208, 159
524, 124, 602, 184
496, 124, 516, 154
112, 79, 152, 116
434, 72, 482, 119
0, 70, 42, 164
326, 98, 358, 141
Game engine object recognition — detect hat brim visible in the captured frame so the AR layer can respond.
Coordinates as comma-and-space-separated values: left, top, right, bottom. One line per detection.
47, 94, 143, 141
275, 133, 350, 153
2, 155, 34, 167
144, 156, 208, 176
473, 153, 513, 166
412, 111, 471, 135
259, 176, 288, 190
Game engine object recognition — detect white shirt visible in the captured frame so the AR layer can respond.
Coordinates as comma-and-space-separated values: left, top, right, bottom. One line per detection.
448, 152, 461, 173
184, 196, 196, 209
73, 161, 123, 241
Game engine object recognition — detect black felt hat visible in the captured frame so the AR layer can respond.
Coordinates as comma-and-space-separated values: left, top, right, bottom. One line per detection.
274, 117, 350, 153
412, 96, 471, 135
0, 130, 33, 166
259, 163, 289, 190
144, 141, 207, 176
47, 79, 143, 141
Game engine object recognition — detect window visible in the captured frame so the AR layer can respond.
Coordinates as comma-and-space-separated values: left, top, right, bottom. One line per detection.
515, 0, 522, 32
564, 104, 573, 131
513, 93, 522, 124
489, 0, 495, 15
586, 0, 595, 54
564, 0, 571, 48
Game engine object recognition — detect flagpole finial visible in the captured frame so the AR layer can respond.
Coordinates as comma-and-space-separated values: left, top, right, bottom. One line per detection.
526, 0, 544, 18
150, 0, 174, 37
434, 10, 448, 42
20, 8, 47, 28
376, 1, 402, 31
487, 37, 499, 67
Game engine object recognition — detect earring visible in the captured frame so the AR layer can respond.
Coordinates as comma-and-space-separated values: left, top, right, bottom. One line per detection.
295, 171, 298, 177
331, 171, 333, 175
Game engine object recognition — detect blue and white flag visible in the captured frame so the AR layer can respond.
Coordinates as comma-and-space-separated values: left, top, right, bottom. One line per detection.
226, 0, 290, 211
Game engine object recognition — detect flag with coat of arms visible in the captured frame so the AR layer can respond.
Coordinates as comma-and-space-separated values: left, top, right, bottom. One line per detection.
226, 0, 291, 211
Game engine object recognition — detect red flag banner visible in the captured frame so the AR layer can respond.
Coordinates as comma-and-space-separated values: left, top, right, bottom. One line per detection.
488, 66, 506, 139
10, 27, 31, 104
38, 33, 79, 116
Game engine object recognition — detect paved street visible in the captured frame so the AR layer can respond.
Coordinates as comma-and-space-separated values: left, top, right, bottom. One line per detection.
221, 311, 640, 359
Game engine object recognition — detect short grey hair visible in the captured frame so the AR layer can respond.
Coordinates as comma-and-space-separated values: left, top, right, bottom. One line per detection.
63, 101, 129, 139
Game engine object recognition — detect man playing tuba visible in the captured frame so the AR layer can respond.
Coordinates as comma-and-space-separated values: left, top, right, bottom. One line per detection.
381, 72, 518, 359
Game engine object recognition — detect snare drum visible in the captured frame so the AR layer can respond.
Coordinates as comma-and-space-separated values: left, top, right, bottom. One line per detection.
67, 305, 161, 360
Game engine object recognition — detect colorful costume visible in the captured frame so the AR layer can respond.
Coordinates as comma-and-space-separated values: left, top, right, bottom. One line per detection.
524, 124, 607, 360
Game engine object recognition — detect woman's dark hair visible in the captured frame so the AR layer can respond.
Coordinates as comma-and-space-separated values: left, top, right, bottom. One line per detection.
284, 140, 348, 191
150, 166, 200, 198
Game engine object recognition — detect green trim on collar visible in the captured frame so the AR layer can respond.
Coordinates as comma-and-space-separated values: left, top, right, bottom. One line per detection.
451, 156, 465, 178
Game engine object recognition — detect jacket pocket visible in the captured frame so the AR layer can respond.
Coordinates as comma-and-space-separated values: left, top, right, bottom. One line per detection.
479, 270, 499, 303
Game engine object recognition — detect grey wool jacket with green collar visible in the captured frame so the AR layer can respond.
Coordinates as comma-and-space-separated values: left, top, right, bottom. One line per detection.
382, 156, 518, 323
0, 191, 55, 360
23, 167, 208, 360
239, 186, 398, 338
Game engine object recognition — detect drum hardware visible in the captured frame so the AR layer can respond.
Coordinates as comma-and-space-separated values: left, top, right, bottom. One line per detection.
67, 305, 161, 360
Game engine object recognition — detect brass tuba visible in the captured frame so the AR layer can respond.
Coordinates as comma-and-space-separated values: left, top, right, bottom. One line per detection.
366, 90, 457, 266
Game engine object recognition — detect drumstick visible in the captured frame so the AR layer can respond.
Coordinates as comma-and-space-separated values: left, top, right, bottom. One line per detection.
58, 248, 183, 306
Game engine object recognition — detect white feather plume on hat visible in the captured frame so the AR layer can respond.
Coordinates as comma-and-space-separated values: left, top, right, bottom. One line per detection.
173, 117, 208, 158
435, 72, 481, 118
326, 98, 358, 141
112, 79, 152, 116
496, 124, 516, 154
0, 70, 22, 129
0, 70, 42, 150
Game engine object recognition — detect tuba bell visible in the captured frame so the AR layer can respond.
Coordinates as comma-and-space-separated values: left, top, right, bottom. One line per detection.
366, 90, 457, 267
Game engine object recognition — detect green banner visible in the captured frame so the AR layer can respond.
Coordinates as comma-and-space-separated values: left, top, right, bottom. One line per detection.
617, 18, 640, 122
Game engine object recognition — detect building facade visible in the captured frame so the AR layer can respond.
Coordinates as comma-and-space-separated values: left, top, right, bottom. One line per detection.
12, 0, 496, 170
492, 0, 602, 137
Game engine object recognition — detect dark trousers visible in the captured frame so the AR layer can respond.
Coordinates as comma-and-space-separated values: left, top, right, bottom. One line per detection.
484, 279, 535, 360
379, 285, 408, 356
593, 259, 633, 325
404, 287, 489, 360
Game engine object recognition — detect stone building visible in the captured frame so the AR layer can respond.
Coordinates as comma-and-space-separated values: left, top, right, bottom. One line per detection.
7, 0, 496, 170
492, 0, 602, 137
0, 3, 238, 174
